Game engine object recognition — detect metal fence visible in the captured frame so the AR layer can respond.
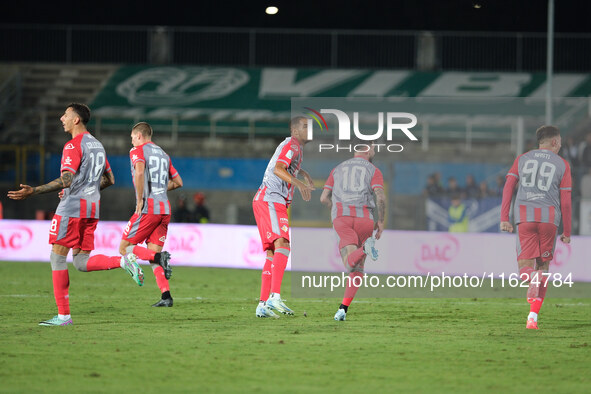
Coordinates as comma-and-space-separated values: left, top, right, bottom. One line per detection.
3, 24, 591, 71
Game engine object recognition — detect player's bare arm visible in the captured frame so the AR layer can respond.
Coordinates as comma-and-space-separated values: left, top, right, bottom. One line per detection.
374, 187, 386, 239
274, 162, 313, 201
320, 188, 332, 208
8, 171, 73, 200
168, 173, 183, 191
134, 161, 146, 214
299, 169, 316, 189
99, 171, 115, 190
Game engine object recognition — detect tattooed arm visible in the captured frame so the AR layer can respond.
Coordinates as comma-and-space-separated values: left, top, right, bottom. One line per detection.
374, 188, 386, 240
100, 170, 115, 190
7, 171, 73, 200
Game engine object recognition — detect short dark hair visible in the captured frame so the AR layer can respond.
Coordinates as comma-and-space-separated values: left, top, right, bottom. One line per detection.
536, 125, 560, 144
132, 122, 153, 138
289, 116, 308, 132
67, 103, 90, 125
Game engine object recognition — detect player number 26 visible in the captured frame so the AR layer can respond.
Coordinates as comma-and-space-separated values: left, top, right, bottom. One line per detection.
521, 160, 556, 192
148, 157, 168, 185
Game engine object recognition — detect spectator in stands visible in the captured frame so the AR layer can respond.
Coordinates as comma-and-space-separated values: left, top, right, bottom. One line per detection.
561, 136, 579, 168
446, 177, 464, 199
464, 174, 479, 199
580, 169, 591, 199
478, 181, 492, 199
448, 195, 469, 232
193, 192, 210, 223
423, 174, 444, 197
580, 133, 591, 171
173, 195, 192, 223
433, 172, 443, 190
494, 175, 505, 196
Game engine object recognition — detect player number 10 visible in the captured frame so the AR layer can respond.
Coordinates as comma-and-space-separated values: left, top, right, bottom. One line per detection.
342, 165, 366, 192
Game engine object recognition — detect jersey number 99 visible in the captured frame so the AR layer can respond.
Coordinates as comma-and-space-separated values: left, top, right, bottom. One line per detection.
521, 159, 556, 192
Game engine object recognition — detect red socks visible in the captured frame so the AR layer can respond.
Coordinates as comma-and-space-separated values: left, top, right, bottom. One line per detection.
342, 272, 364, 306
52, 270, 70, 315
347, 247, 366, 267
528, 297, 544, 314
525, 269, 548, 317
153, 265, 169, 293
270, 247, 290, 294
133, 245, 156, 261
260, 256, 273, 302
86, 255, 122, 271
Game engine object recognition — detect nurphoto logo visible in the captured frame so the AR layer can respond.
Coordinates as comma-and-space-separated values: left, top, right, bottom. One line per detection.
292, 99, 418, 153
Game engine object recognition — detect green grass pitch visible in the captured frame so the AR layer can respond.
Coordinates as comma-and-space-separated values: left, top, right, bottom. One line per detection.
1, 261, 590, 393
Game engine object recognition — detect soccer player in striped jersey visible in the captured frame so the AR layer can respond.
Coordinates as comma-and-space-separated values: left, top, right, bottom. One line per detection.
253, 117, 314, 318
8, 103, 143, 326
500, 125, 572, 330
119, 122, 183, 307
320, 144, 385, 321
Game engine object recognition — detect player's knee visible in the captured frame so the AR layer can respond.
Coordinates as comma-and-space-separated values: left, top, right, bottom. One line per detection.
73, 253, 90, 272
274, 237, 290, 249
50, 252, 67, 271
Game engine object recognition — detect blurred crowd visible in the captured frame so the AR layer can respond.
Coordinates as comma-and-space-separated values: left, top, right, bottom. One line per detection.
423, 173, 504, 200
173, 192, 210, 223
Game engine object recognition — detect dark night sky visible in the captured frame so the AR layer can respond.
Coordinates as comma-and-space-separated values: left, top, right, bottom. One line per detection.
2, 0, 591, 33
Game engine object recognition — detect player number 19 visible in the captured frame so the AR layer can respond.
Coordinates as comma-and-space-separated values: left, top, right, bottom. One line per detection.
87, 151, 105, 183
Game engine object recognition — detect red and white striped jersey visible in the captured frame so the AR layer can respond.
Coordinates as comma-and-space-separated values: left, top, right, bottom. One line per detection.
56, 132, 111, 219
130, 141, 179, 215
323, 157, 384, 221
507, 149, 571, 226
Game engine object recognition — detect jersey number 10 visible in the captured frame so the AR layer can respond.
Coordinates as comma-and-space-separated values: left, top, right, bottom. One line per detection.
521, 159, 556, 192
342, 165, 367, 192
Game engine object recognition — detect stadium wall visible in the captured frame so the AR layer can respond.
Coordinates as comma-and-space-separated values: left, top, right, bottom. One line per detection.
41, 154, 507, 195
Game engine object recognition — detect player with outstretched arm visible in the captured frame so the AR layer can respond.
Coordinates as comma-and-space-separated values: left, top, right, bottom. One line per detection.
253, 117, 314, 318
500, 125, 571, 330
8, 103, 143, 326
320, 144, 384, 321
119, 122, 183, 307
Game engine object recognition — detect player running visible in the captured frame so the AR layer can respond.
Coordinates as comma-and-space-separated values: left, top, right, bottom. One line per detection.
118, 122, 183, 307
253, 117, 314, 318
8, 103, 143, 326
500, 125, 571, 330
320, 144, 385, 321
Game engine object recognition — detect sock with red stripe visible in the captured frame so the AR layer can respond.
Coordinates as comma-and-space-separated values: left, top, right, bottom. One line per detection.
347, 247, 366, 267
52, 269, 70, 315
152, 265, 170, 293
270, 247, 290, 294
527, 271, 548, 322
342, 271, 364, 309
86, 255, 122, 271
132, 245, 156, 262
260, 256, 273, 302
527, 297, 544, 322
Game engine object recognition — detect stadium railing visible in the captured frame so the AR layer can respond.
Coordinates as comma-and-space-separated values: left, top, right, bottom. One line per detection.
3, 24, 591, 72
